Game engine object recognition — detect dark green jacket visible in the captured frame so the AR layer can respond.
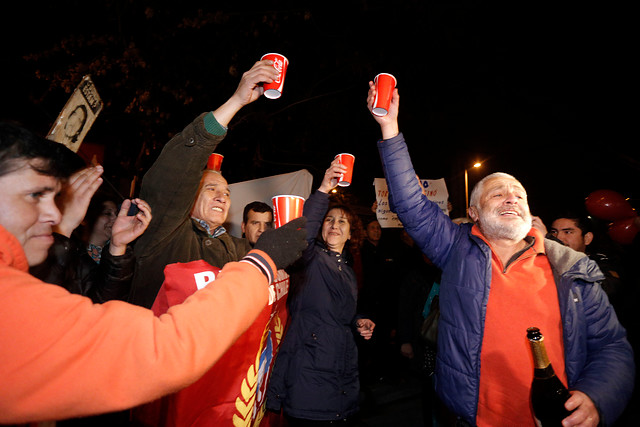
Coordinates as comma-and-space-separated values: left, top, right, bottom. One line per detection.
129, 113, 251, 308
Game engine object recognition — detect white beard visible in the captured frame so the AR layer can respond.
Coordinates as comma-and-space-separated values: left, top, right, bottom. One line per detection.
476, 207, 532, 241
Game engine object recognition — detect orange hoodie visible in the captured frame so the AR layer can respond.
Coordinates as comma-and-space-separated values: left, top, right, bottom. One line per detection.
0, 225, 272, 424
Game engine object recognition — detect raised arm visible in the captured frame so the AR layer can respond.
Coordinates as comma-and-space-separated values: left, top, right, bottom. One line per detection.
302, 159, 347, 245
137, 60, 279, 255
54, 165, 104, 238
367, 80, 400, 140
212, 59, 279, 127
366, 82, 462, 267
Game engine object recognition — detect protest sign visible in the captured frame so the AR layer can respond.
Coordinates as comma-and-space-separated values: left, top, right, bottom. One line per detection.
374, 177, 449, 228
47, 75, 103, 152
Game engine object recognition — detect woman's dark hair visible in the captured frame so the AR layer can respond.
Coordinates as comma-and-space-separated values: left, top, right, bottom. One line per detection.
323, 203, 363, 253
0, 122, 84, 178
84, 195, 116, 234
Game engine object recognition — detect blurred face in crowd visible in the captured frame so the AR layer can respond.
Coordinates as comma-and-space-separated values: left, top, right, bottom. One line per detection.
469, 174, 532, 242
322, 208, 351, 253
242, 209, 273, 246
94, 201, 117, 241
0, 161, 62, 266
366, 220, 382, 245
549, 218, 592, 253
191, 171, 230, 230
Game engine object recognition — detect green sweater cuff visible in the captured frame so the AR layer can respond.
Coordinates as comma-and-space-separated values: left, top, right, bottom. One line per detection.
203, 112, 228, 136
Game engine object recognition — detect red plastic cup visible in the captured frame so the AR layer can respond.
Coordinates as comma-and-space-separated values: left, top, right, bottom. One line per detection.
372, 73, 397, 116
272, 195, 305, 228
206, 153, 224, 172
335, 153, 355, 187
261, 53, 289, 99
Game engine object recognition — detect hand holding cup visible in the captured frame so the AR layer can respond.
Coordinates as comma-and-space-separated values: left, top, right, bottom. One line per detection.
214, 60, 280, 126
368, 79, 400, 140
334, 153, 355, 187
261, 53, 289, 99
319, 158, 348, 193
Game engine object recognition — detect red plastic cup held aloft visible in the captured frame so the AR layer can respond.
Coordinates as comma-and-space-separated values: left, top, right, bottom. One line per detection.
261, 53, 289, 99
206, 153, 224, 172
272, 195, 305, 228
335, 153, 355, 187
372, 73, 397, 116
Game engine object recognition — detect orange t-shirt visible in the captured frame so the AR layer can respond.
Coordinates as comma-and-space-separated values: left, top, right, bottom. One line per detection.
472, 226, 567, 427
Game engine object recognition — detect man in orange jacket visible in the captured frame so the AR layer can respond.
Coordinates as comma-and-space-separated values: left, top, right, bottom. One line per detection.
0, 119, 306, 423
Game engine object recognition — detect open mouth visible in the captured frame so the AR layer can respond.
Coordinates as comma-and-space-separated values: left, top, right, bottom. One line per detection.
499, 209, 520, 217
211, 207, 223, 212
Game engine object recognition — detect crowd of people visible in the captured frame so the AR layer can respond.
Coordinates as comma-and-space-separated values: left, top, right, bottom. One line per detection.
0, 57, 638, 427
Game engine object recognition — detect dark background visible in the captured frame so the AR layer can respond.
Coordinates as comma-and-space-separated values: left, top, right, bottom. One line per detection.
1, 1, 637, 222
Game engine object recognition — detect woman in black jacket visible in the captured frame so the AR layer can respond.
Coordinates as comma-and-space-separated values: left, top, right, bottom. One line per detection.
267, 159, 375, 426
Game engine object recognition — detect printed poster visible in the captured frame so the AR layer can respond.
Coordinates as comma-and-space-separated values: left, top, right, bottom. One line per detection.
373, 177, 449, 228
47, 75, 103, 152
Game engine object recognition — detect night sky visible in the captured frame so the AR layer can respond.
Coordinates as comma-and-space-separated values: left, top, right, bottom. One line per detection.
1, 1, 637, 222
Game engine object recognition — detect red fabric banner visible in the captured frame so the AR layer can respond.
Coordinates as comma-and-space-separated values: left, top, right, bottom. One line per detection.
133, 260, 289, 426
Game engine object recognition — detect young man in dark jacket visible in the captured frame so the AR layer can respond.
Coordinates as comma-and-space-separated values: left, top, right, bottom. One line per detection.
366, 83, 634, 426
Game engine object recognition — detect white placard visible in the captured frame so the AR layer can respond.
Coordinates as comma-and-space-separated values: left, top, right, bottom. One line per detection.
374, 177, 449, 228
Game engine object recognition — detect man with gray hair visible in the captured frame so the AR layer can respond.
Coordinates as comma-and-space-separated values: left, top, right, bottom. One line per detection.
130, 59, 280, 308
366, 82, 634, 427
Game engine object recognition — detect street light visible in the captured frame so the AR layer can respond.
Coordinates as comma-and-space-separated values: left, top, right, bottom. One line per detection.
465, 162, 482, 217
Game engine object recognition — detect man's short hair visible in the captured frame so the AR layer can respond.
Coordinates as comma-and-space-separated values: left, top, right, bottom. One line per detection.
469, 172, 521, 208
242, 201, 273, 224
551, 210, 593, 235
0, 122, 84, 179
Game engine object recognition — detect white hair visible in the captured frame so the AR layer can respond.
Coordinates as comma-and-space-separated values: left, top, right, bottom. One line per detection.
469, 172, 521, 208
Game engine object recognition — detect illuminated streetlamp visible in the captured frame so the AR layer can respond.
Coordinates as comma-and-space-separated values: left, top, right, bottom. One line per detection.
465, 162, 482, 217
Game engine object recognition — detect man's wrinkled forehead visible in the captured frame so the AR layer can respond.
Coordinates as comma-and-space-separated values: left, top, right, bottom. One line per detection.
483, 176, 527, 197
201, 170, 230, 191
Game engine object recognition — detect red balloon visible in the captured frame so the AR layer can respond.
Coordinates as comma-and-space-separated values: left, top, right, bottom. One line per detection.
608, 217, 639, 245
585, 190, 636, 221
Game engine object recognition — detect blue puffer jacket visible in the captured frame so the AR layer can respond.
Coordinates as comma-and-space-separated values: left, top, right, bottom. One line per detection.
378, 133, 634, 426
266, 191, 360, 421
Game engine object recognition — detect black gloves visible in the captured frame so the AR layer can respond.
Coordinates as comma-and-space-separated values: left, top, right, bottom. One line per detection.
254, 216, 308, 270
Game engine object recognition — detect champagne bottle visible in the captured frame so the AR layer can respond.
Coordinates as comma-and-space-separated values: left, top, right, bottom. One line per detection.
527, 327, 572, 426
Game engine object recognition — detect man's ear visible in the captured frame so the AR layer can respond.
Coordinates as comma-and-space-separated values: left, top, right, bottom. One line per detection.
468, 206, 479, 223
584, 231, 594, 246
241, 222, 246, 234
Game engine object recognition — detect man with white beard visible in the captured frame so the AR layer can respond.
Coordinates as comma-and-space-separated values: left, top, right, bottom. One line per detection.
366, 82, 634, 427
